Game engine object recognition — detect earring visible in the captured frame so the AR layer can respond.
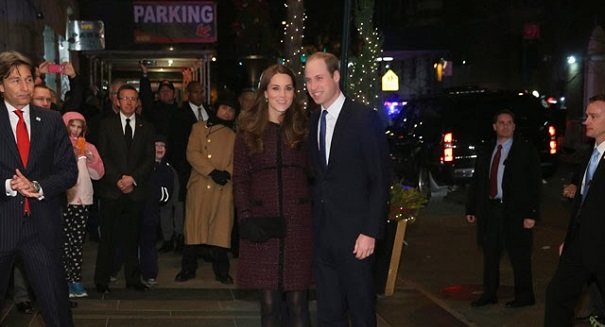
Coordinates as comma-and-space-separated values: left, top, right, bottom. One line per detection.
265, 97, 268, 103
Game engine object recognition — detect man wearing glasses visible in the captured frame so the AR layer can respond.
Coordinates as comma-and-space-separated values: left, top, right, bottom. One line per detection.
93, 84, 155, 293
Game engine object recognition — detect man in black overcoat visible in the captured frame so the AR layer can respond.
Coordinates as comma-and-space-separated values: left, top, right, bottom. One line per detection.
466, 109, 541, 308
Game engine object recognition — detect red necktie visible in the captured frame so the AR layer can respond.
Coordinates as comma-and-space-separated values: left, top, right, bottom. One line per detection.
14, 110, 30, 214
489, 144, 502, 199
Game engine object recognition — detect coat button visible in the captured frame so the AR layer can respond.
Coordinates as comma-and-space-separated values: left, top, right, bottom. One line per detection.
207, 154, 212, 158
207, 185, 211, 189
207, 139, 211, 143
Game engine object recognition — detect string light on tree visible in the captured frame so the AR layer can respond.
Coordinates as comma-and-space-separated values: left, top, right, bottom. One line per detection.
348, 0, 382, 109
282, 0, 306, 96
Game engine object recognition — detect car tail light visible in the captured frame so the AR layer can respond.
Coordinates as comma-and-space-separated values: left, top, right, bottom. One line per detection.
548, 125, 557, 154
442, 132, 453, 162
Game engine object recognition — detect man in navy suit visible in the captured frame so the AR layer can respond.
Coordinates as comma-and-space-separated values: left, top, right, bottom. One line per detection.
305, 52, 390, 327
0, 50, 77, 326
545, 95, 605, 326
93, 84, 155, 293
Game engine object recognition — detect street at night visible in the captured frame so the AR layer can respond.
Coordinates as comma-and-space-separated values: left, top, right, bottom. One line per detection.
1, 1, 605, 326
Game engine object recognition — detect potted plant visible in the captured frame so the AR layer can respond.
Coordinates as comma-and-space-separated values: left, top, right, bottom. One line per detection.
375, 182, 428, 295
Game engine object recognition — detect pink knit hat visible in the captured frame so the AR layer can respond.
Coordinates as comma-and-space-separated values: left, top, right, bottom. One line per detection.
62, 111, 86, 126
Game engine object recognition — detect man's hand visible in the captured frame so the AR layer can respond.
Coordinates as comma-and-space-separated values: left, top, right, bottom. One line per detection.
121, 184, 134, 194
61, 62, 76, 79
117, 175, 135, 193
353, 234, 375, 260
466, 215, 476, 224
562, 184, 577, 199
559, 242, 564, 257
140, 61, 148, 75
523, 218, 536, 229
38, 61, 51, 75
10, 169, 41, 198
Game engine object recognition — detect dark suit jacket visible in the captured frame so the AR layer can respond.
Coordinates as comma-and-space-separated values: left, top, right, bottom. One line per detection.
96, 114, 155, 201
0, 103, 78, 250
466, 138, 541, 247
309, 98, 390, 249
563, 145, 605, 269
166, 102, 207, 201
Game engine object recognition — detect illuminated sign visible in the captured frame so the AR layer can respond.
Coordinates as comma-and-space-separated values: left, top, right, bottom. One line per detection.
382, 69, 399, 91
133, 1, 216, 44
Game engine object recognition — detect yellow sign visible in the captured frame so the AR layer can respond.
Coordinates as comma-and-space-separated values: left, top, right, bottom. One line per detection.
382, 69, 399, 91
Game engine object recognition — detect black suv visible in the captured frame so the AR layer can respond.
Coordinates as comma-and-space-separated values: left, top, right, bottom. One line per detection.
387, 89, 557, 198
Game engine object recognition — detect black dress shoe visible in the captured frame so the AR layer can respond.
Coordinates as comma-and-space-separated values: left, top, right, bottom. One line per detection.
125, 282, 149, 291
15, 301, 33, 314
175, 270, 196, 282
215, 274, 234, 285
471, 296, 497, 307
505, 298, 535, 308
95, 284, 111, 294
69, 301, 78, 308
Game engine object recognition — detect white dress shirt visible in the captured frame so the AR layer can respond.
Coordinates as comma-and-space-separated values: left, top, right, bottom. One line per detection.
4, 101, 43, 198
317, 92, 346, 163
190, 102, 209, 121
6, 101, 31, 142
120, 112, 136, 136
582, 141, 605, 195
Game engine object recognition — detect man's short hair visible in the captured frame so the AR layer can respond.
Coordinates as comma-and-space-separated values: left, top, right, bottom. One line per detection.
493, 109, 515, 123
117, 84, 138, 97
110, 78, 127, 90
589, 94, 605, 103
307, 52, 340, 76
186, 81, 202, 93
34, 84, 52, 92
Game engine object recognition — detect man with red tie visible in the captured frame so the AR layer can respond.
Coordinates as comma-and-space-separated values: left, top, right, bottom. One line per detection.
465, 109, 541, 308
0, 50, 78, 326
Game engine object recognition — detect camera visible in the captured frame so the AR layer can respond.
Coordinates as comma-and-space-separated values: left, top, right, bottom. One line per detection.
139, 60, 154, 66
48, 64, 64, 73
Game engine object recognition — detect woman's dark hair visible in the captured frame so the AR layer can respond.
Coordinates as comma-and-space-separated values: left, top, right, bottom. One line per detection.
237, 64, 308, 154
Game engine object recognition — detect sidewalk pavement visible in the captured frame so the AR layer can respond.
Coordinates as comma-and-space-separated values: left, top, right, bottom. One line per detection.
1, 238, 467, 326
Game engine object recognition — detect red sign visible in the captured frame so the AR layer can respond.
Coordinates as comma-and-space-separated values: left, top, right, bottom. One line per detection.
523, 24, 540, 40
133, 1, 217, 43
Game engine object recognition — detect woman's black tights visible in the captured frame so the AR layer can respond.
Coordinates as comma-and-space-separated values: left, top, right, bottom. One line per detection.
260, 289, 311, 327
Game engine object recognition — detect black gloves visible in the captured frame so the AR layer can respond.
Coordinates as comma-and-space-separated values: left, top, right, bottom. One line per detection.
209, 169, 231, 186
239, 219, 269, 243
239, 217, 286, 243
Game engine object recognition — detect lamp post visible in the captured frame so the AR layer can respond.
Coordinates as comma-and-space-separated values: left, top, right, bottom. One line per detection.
340, 0, 352, 92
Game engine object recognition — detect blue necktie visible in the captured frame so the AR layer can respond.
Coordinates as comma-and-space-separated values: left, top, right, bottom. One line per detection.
584, 148, 600, 197
319, 110, 328, 166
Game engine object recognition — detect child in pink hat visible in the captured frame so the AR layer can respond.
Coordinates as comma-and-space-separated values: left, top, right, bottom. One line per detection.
62, 111, 105, 298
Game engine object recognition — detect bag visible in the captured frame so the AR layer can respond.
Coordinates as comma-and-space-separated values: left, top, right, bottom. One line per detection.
239, 217, 286, 243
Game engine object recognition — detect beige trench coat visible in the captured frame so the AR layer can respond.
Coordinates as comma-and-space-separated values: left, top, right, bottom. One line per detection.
184, 121, 235, 248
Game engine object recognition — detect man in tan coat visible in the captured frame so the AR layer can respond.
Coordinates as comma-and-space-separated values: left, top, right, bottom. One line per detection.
175, 96, 237, 284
